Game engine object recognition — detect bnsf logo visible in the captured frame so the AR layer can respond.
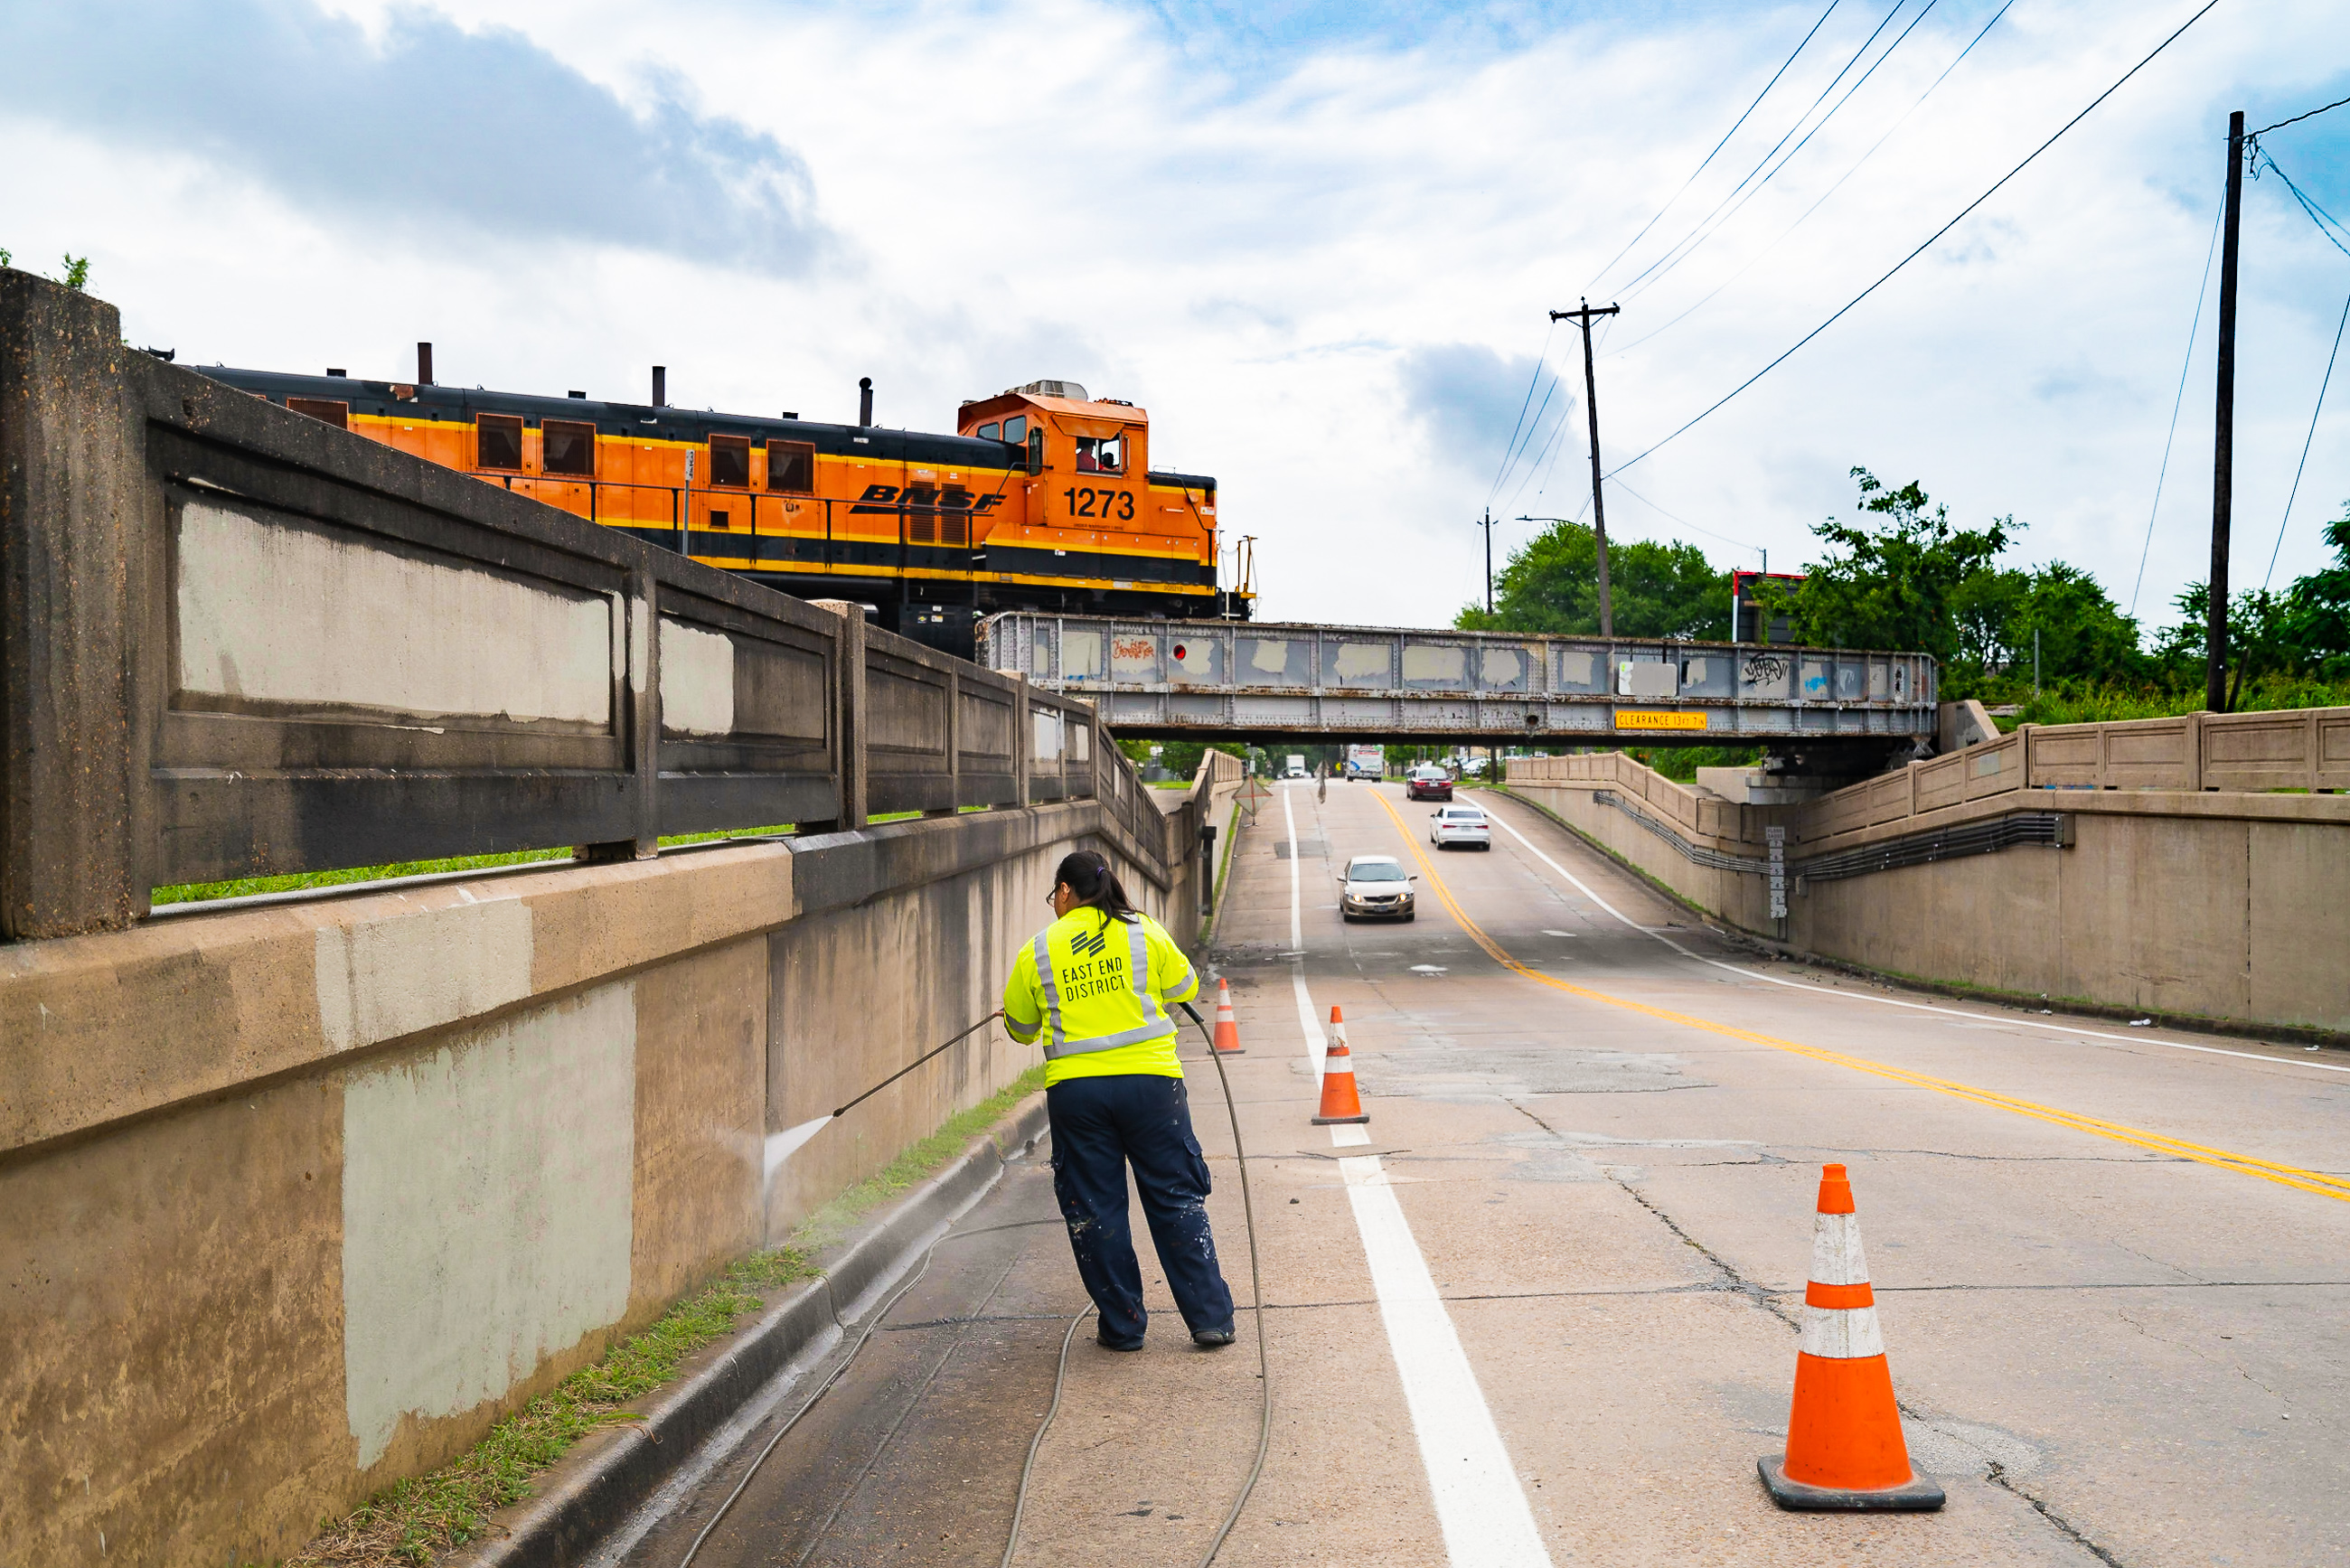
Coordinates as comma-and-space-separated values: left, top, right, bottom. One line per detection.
851, 484, 1009, 515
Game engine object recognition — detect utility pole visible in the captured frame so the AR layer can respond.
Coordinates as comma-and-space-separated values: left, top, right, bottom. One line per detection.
1474, 507, 1498, 615
2207, 109, 2245, 714
1551, 300, 1622, 635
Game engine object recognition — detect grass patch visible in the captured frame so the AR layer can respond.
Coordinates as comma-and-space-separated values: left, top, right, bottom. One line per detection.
153, 827, 799, 908
290, 1246, 817, 1566
154, 849, 574, 906
1987, 677, 2350, 730
791, 1064, 1048, 1255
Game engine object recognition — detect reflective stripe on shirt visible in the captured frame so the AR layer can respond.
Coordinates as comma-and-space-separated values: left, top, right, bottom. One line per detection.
1030, 931, 1066, 1056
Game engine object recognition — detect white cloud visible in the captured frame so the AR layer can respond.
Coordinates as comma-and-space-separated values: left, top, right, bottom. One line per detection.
5, 0, 2347, 634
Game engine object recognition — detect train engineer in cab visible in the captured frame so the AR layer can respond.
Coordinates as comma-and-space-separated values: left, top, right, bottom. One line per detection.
1001, 851, 1236, 1351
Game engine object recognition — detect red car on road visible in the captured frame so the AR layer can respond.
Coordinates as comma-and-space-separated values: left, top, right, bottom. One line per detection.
1405, 765, 1453, 802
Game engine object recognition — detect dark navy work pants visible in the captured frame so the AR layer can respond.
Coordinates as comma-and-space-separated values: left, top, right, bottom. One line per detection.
1046, 1074, 1235, 1347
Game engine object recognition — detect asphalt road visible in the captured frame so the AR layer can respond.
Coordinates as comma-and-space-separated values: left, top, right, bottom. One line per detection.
602, 779, 2350, 1568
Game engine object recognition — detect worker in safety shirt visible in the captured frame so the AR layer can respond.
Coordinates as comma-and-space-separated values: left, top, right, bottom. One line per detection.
1002, 850, 1236, 1351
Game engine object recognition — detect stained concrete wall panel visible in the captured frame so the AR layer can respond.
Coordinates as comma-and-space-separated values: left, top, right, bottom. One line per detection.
2246, 821, 2350, 1032
657, 618, 736, 737
0, 1074, 345, 1565
522, 842, 792, 999
315, 897, 534, 1053
1801, 847, 2063, 1002
174, 499, 614, 728
341, 983, 637, 1473
628, 938, 767, 1313
2060, 814, 2251, 1019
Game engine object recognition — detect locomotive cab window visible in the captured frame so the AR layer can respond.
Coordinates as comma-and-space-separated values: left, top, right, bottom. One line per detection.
976, 421, 1000, 441
1074, 435, 1123, 474
710, 434, 751, 488
287, 397, 348, 428
476, 413, 523, 471
543, 418, 597, 477
1001, 415, 1027, 444
766, 438, 815, 494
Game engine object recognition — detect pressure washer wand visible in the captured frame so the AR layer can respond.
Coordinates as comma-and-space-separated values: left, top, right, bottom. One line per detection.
832, 1011, 1004, 1120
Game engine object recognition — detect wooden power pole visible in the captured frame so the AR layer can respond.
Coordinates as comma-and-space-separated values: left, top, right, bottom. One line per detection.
1551, 300, 1622, 636
2207, 109, 2245, 714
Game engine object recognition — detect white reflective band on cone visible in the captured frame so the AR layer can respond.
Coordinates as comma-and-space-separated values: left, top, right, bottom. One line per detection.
1800, 1305, 1886, 1359
1810, 1211, 1870, 1287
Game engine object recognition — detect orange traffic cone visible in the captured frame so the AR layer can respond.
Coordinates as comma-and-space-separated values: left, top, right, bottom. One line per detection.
1759, 1163, 1944, 1510
1212, 978, 1245, 1056
1311, 1005, 1369, 1125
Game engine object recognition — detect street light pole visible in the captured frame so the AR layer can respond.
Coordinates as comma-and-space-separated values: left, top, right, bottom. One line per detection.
1551, 299, 1622, 636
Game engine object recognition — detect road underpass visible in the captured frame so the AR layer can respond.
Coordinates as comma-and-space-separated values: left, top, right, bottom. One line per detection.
588, 779, 2350, 1567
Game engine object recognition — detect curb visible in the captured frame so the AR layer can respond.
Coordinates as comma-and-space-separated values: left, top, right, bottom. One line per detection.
448, 1093, 1054, 1568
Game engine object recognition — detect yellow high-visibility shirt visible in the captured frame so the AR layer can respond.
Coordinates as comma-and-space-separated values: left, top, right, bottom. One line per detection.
1001, 907, 1199, 1084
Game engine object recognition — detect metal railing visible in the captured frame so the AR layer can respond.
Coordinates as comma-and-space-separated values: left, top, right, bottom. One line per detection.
0, 270, 1189, 939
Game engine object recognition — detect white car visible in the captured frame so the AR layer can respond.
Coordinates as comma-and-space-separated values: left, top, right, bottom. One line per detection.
1429, 804, 1492, 850
1338, 855, 1415, 921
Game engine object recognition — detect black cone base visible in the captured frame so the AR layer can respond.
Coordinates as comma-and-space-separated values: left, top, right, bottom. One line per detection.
1758, 1455, 1946, 1511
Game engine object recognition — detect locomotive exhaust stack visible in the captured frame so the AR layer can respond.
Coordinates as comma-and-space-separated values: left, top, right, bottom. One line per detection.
859, 375, 873, 427
653, 365, 666, 407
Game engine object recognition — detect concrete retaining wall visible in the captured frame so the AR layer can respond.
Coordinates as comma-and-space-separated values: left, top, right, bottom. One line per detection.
0, 801, 1200, 1565
1508, 745, 2350, 1038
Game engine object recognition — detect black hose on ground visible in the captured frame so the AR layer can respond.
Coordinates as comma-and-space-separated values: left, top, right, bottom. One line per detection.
997, 1000, 1274, 1568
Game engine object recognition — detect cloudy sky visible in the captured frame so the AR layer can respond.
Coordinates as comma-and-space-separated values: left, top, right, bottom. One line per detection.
5, 0, 2347, 633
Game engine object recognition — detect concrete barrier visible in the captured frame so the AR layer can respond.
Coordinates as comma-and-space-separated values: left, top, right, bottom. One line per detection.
1508, 728, 2350, 1038
0, 800, 1210, 1564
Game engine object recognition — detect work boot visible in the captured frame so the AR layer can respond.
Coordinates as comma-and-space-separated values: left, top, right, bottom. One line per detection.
1192, 1328, 1236, 1348
1097, 1332, 1145, 1352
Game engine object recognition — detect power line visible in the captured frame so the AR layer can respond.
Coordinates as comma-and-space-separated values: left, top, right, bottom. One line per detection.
1483, 320, 1557, 508
2251, 92, 2350, 138
2129, 194, 2226, 618
1617, 0, 1923, 305
1582, 0, 1846, 295
1606, 0, 2014, 362
2261, 287, 2350, 591
1606, 475, 1768, 559
1489, 364, 1569, 506
1607, 0, 2224, 480
2255, 148, 2350, 259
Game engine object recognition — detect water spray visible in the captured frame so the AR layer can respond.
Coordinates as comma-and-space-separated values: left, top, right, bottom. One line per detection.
764, 1011, 1005, 1181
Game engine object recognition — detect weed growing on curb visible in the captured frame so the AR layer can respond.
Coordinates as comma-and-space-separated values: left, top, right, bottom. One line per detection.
287, 1246, 815, 1566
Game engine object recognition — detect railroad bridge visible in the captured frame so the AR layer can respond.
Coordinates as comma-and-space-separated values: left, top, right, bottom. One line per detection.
978, 610, 1938, 749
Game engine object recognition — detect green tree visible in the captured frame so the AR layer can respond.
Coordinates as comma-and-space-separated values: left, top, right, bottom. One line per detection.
1456, 521, 1726, 639
2280, 506, 2350, 681
1759, 469, 2009, 661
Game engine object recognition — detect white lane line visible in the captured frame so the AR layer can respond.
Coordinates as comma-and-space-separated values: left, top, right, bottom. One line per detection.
1482, 797, 2350, 1078
1287, 786, 1555, 1566
1283, 785, 1328, 1076
1342, 1157, 1556, 1567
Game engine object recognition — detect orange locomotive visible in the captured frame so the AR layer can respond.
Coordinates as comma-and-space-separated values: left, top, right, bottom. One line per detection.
198, 353, 1243, 656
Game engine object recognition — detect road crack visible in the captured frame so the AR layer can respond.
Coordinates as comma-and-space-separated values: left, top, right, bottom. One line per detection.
1985, 1461, 2129, 1566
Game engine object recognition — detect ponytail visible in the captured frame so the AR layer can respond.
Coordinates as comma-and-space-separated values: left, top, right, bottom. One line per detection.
1052, 850, 1138, 926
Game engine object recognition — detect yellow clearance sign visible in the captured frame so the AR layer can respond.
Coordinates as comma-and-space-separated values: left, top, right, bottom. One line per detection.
1615, 709, 1707, 731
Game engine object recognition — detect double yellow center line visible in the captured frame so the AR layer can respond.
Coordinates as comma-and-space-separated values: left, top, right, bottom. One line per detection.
1371, 791, 2350, 1204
